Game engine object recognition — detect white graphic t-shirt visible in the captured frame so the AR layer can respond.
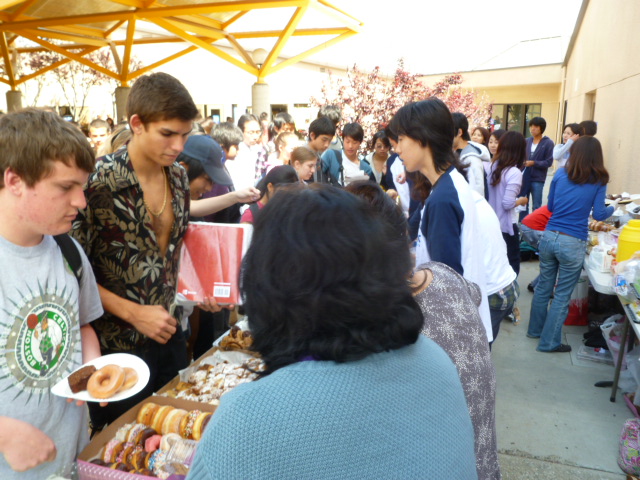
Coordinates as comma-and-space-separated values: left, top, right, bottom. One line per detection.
0, 235, 102, 479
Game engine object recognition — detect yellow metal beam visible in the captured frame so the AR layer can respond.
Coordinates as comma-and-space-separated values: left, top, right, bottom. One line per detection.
0, 1, 307, 31
260, 5, 307, 78
267, 30, 356, 76
221, 11, 247, 29
0, 0, 28, 10
120, 16, 136, 81
15, 47, 98, 85
16, 28, 108, 47
158, 16, 225, 40
105, 19, 126, 37
149, 16, 257, 76
225, 34, 256, 68
0, 11, 133, 30
19, 32, 120, 80
173, 13, 223, 30
11, 0, 37, 20
138, 1, 306, 18
230, 27, 350, 38
316, 0, 363, 27
310, 1, 362, 33
106, 0, 146, 7
0, 32, 16, 88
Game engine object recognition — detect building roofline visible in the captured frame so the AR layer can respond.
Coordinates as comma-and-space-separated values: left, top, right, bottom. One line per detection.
419, 62, 563, 77
563, 0, 590, 66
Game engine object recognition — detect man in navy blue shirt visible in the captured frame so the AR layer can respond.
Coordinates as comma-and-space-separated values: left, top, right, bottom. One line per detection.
519, 117, 554, 220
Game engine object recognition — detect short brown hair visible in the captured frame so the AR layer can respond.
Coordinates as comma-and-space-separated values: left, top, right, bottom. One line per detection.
0, 108, 95, 188
126, 72, 198, 125
290, 146, 317, 164
565, 136, 609, 185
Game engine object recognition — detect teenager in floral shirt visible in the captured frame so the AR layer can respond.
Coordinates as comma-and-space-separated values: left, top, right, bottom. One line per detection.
71, 73, 212, 432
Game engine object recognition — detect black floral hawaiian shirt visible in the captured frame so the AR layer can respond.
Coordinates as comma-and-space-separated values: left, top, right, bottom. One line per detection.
71, 147, 190, 351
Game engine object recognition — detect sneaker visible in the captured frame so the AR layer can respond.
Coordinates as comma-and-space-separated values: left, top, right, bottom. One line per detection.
551, 344, 572, 353
527, 283, 535, 293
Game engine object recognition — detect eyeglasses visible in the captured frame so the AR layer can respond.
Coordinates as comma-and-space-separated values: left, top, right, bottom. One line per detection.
245, 130, 261, 135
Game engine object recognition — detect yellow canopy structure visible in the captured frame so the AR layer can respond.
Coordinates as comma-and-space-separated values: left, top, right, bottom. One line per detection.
0, 0, 362, 91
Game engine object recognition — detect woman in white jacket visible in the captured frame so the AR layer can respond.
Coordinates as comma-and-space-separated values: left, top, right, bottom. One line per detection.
553, 123, 581, 168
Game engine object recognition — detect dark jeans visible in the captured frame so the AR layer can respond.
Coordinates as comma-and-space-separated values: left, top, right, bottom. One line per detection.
503, 224, 521, 276
88, 329, 188, 430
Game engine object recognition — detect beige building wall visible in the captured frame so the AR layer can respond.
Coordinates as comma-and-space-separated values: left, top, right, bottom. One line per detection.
421, 66, 562, 141
563, 0, 640, 192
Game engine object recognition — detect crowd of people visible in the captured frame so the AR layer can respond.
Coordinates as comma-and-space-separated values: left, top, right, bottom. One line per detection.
0, 70, 617, 480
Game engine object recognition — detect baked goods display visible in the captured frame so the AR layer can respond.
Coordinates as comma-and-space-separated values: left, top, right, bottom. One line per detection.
163, 357, 263, 404
219, 325, 254, 351
589, 220, 615, 232
87, 402, 211, 478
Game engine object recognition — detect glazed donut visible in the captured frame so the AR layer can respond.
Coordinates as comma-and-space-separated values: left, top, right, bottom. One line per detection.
151, 405, 174, 433
161, 408, 188, 435
192, 412, 212, 441
118, 367, 138, 392
87, 364, 125, 399
136, 402, 159, 426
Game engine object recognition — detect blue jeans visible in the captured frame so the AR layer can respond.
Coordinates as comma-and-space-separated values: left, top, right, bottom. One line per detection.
518, 178, 545, 222
519, 224, 543, 250
531, 181, 544, 212
527, 230, 586, 351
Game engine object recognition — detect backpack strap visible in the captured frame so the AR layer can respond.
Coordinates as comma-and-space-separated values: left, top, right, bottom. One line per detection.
53, 234, 83, 284
326, 149, 343, 187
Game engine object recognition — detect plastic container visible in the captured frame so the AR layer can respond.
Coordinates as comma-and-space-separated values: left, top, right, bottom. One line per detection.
618, 220, 640, 262
565, 271, 589, 325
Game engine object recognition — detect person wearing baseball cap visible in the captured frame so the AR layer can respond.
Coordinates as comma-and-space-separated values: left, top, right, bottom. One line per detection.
178, 134, 259, 217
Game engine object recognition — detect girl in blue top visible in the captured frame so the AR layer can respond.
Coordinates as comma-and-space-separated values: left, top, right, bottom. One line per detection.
527, 136, 617, 352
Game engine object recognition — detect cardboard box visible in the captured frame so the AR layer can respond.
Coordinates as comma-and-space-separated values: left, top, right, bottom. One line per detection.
78, 395, 216, 480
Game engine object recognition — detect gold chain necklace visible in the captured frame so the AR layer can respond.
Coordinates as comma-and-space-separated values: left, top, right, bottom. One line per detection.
144, 168, 168, 217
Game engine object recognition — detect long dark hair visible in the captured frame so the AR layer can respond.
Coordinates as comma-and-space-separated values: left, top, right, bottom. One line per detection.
491, 131, 526, 186
241, 184, 423, 375
565, 136, 609, 185
388, 98, 463, 202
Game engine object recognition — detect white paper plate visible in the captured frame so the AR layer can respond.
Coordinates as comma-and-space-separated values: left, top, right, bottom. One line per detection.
606, 194, 640, 205
51, 353, 150, 402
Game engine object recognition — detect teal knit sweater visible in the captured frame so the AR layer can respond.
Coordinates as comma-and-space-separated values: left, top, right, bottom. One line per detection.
187, 336, 477, 479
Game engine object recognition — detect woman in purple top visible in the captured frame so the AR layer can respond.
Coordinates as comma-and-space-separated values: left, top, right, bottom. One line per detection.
485, 131, 528, 275
527, 136, 616, 352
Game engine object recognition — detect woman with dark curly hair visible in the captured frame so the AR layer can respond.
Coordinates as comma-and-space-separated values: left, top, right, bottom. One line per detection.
188, 184, 477, 480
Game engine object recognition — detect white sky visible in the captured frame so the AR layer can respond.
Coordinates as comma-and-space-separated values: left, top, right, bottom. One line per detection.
304, 0, 584, 75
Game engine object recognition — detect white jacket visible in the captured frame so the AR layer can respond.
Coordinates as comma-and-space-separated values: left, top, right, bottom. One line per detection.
460, 142, 486, 197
